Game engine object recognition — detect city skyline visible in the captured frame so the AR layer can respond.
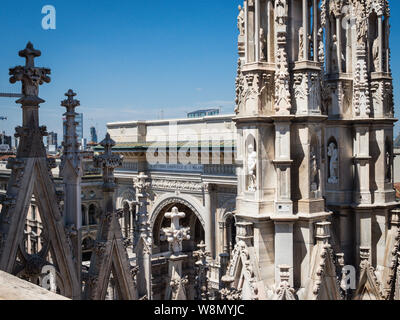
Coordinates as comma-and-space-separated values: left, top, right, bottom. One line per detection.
0, 0, 242, 141
0, 1, 399, 141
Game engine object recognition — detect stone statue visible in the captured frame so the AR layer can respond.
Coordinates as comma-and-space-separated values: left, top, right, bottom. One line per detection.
355, 1, 368, 46
276, 0, 286, 26
372, 37, 380, 71
310, 150, 319, 193
247, 144, 257, 192
260, 28, 266, 61
385, 150, 391, 181
298, 27, 305, 61
327, 143, 338, 184
318, 28, 324, 63
237, 5, 245, 36
331, 35, 339, 72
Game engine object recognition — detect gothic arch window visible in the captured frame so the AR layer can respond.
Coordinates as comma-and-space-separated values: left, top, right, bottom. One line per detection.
31, 205, 36, 221
82, 237, 95, 262
82, 205, 87, 226
152, 202, 204, 254
369, 12, 379, 72
88, 204, 98, 225
225, 213, 237, 257
120, 201, 132, 239
327, 137, 339, 185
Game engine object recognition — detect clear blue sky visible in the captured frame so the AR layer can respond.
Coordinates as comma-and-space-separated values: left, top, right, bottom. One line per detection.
0, 0, 399, 141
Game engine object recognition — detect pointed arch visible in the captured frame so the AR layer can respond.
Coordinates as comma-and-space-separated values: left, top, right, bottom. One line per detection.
84, 212, 136, 300
0, 158, 81, 299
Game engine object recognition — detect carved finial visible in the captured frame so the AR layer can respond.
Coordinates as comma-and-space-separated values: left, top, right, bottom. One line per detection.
161, 207, 190, 255
19, 42, 41, 68
100, 133, 116, 155
315, 221, 331, 244
360, 247, 371, 269
61, 89, 80, 111
134, 172, 150, 195
9, 43, 51, 102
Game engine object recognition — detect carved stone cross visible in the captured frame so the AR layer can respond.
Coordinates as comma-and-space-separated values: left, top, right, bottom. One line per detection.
161, 207, 190, 255
9, 42, 51, 101
19, 42, 41, 68
62, 89, 80, 111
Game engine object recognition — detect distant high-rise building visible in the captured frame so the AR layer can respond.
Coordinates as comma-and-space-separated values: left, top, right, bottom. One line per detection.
0, 132, 12, 150
47, 132, 58, 149
90, 126, 98, 143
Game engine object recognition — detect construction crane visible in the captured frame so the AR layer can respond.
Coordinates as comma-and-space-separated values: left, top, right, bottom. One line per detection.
0, 93, 22, 98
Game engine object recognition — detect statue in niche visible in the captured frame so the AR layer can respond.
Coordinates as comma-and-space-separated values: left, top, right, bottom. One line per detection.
247, 144, 257, 192
331, 35, 339, 72
237, 5, 245, 36
385, 150, 392, 182
372, 37, 380, 71
276, 0, 286, 26
317, 28, 324, 63
310, 149, 319, 193
327, 142, 338, 184
355, 1, 367, 46
260, 28, 266, 61
298, 27, 305, 61
309, 34, 313, 60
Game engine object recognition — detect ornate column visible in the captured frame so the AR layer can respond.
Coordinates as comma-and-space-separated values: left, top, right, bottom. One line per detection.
244, 0, 249, 63
194, 241, 211, 300
255, 0, 260, 62
161, 207, 191, 300
303, 0, 309, 61
84, 206, 89, 230
219, 221, 228, 254
335, 10, 342, 73
274, 0, 291, 115
203, 183, 215, 258
60, 89, 83, 286
93, 133, 122, 225
353, 1, 370, 117
377, 13, 383, 73
133, 172, 152, 300
313, 0, 318, 62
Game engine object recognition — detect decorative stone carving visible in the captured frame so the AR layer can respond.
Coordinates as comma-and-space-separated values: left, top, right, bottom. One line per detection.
310, 149, 319, 193
194, 241, 211, 300
237, 5, 245, 36
327, 142, 339, 184
298, 27, 305, 61
161, 207, 190, 255
372, 37, 380, 72
247, 144, 257, 192
0, 43, 80, 300
84, 136, 136, 301
275, 0, 287, 26
260, 28, 266, 62
94, 134, 123, 192
274, 265, 296, 300
151, 179, 203, 193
